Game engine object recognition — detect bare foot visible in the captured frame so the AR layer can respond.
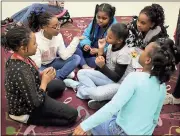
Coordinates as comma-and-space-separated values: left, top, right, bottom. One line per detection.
82, 64, 94, 69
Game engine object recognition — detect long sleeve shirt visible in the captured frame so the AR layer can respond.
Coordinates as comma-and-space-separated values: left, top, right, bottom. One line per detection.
30, 30, 80, 68
81, 72, 166, 135
5, 59, 45, 116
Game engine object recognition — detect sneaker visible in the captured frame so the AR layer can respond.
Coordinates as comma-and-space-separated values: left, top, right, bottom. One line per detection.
88, 100, 109, 110
163, 93, 180, 105
66, 71, 75, 79
63, 79, 79, 90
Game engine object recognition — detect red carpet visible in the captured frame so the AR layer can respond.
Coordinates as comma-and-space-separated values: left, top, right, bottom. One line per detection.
1, 16, 180, 135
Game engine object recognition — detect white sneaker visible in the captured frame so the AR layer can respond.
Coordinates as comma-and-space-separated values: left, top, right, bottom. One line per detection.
66, 71, 75, 79
63, 79, 79, 90
163, 93, 180, 105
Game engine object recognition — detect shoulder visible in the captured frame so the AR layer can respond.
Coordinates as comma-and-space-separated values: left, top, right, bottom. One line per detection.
35, 31, 41, 38
84, 21, 93, 30
118, 45, 131, 56
126, 72, 147, 81
124, 72, 137, 81
149, 26, 169, 43
112, 17, 117, 24
107, 44, 112, 50
54, 33, 63, 40
6, 59, 31, 75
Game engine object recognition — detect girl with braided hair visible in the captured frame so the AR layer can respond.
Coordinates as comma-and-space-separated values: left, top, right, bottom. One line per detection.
72, 38, 179, 135
64, 23, 134, 110
28, 10, 84, 80
1, 26, 78, 126
75, 3, 117, 69
126, 3, 169, 71
126, 3, 168, 49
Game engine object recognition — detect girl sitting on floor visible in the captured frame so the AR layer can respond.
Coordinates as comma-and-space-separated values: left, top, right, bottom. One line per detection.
2, 26, 78, 126
73, 38, 179, 135
126, 3, 169, 70
64, 23, 134, 110
28, 10, 84, 79
75, 3, 117, 69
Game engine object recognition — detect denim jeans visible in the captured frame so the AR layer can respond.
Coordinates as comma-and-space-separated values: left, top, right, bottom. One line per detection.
76, 69, 120, 101
11, 3, 63, 25
75, 46, 96, 68
91, 115, 127, 135
39, 55, 80, 80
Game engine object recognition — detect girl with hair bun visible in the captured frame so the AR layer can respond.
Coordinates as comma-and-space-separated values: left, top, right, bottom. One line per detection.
73, 38, 179, 135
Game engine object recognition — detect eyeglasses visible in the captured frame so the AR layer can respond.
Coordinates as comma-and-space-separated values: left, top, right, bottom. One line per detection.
48, 23, 61, 30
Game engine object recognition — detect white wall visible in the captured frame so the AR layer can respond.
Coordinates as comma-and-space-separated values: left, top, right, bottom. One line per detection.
1, 2, 180, 37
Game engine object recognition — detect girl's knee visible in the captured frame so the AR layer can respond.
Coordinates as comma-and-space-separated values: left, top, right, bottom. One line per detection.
72, 54, 81, 65
75, 48, 83, 56
89, 92, 102, 101
47, 80, 65, 98
77, 69, 91, 79
86, 57, 96, 68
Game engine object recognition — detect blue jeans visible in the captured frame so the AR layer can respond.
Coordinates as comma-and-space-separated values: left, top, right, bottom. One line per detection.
75, 46, 96, 68
91, 115, 127, 135
76, 69, 120, 101
39, 55, 80, 80
11, 3, 63, 25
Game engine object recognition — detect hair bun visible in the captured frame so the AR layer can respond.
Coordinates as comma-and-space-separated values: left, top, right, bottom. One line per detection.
151, 3, 165, 26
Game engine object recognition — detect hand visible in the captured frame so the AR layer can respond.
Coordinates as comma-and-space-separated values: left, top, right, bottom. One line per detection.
98, 38, 106, 49
77, 35, 85, 40
41, 67, 56, 85
83, 45, 91, 52
90, 48, 98, 55
95, 56, 105, 68
73, 125, 87, 135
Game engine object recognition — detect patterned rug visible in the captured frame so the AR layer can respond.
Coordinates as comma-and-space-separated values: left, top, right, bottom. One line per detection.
1, 16, 180, 136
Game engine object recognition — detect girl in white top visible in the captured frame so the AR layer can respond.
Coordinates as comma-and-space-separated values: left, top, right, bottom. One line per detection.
28, 10, 84, 80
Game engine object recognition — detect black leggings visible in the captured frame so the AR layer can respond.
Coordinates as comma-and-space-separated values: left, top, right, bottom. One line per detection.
27, 79, 78, 126
173, 72, 180, 98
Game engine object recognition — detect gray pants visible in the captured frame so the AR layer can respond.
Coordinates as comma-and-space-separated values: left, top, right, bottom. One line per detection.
76, 69, 120, 101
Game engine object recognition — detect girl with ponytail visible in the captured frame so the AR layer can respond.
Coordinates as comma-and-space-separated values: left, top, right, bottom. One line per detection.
1, 26, 78, 126
126, 3, 169, 71
75, 3, 117, 69
73, 38, 179, 135
126, 3, 169, 49
28, 10, 84, 80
